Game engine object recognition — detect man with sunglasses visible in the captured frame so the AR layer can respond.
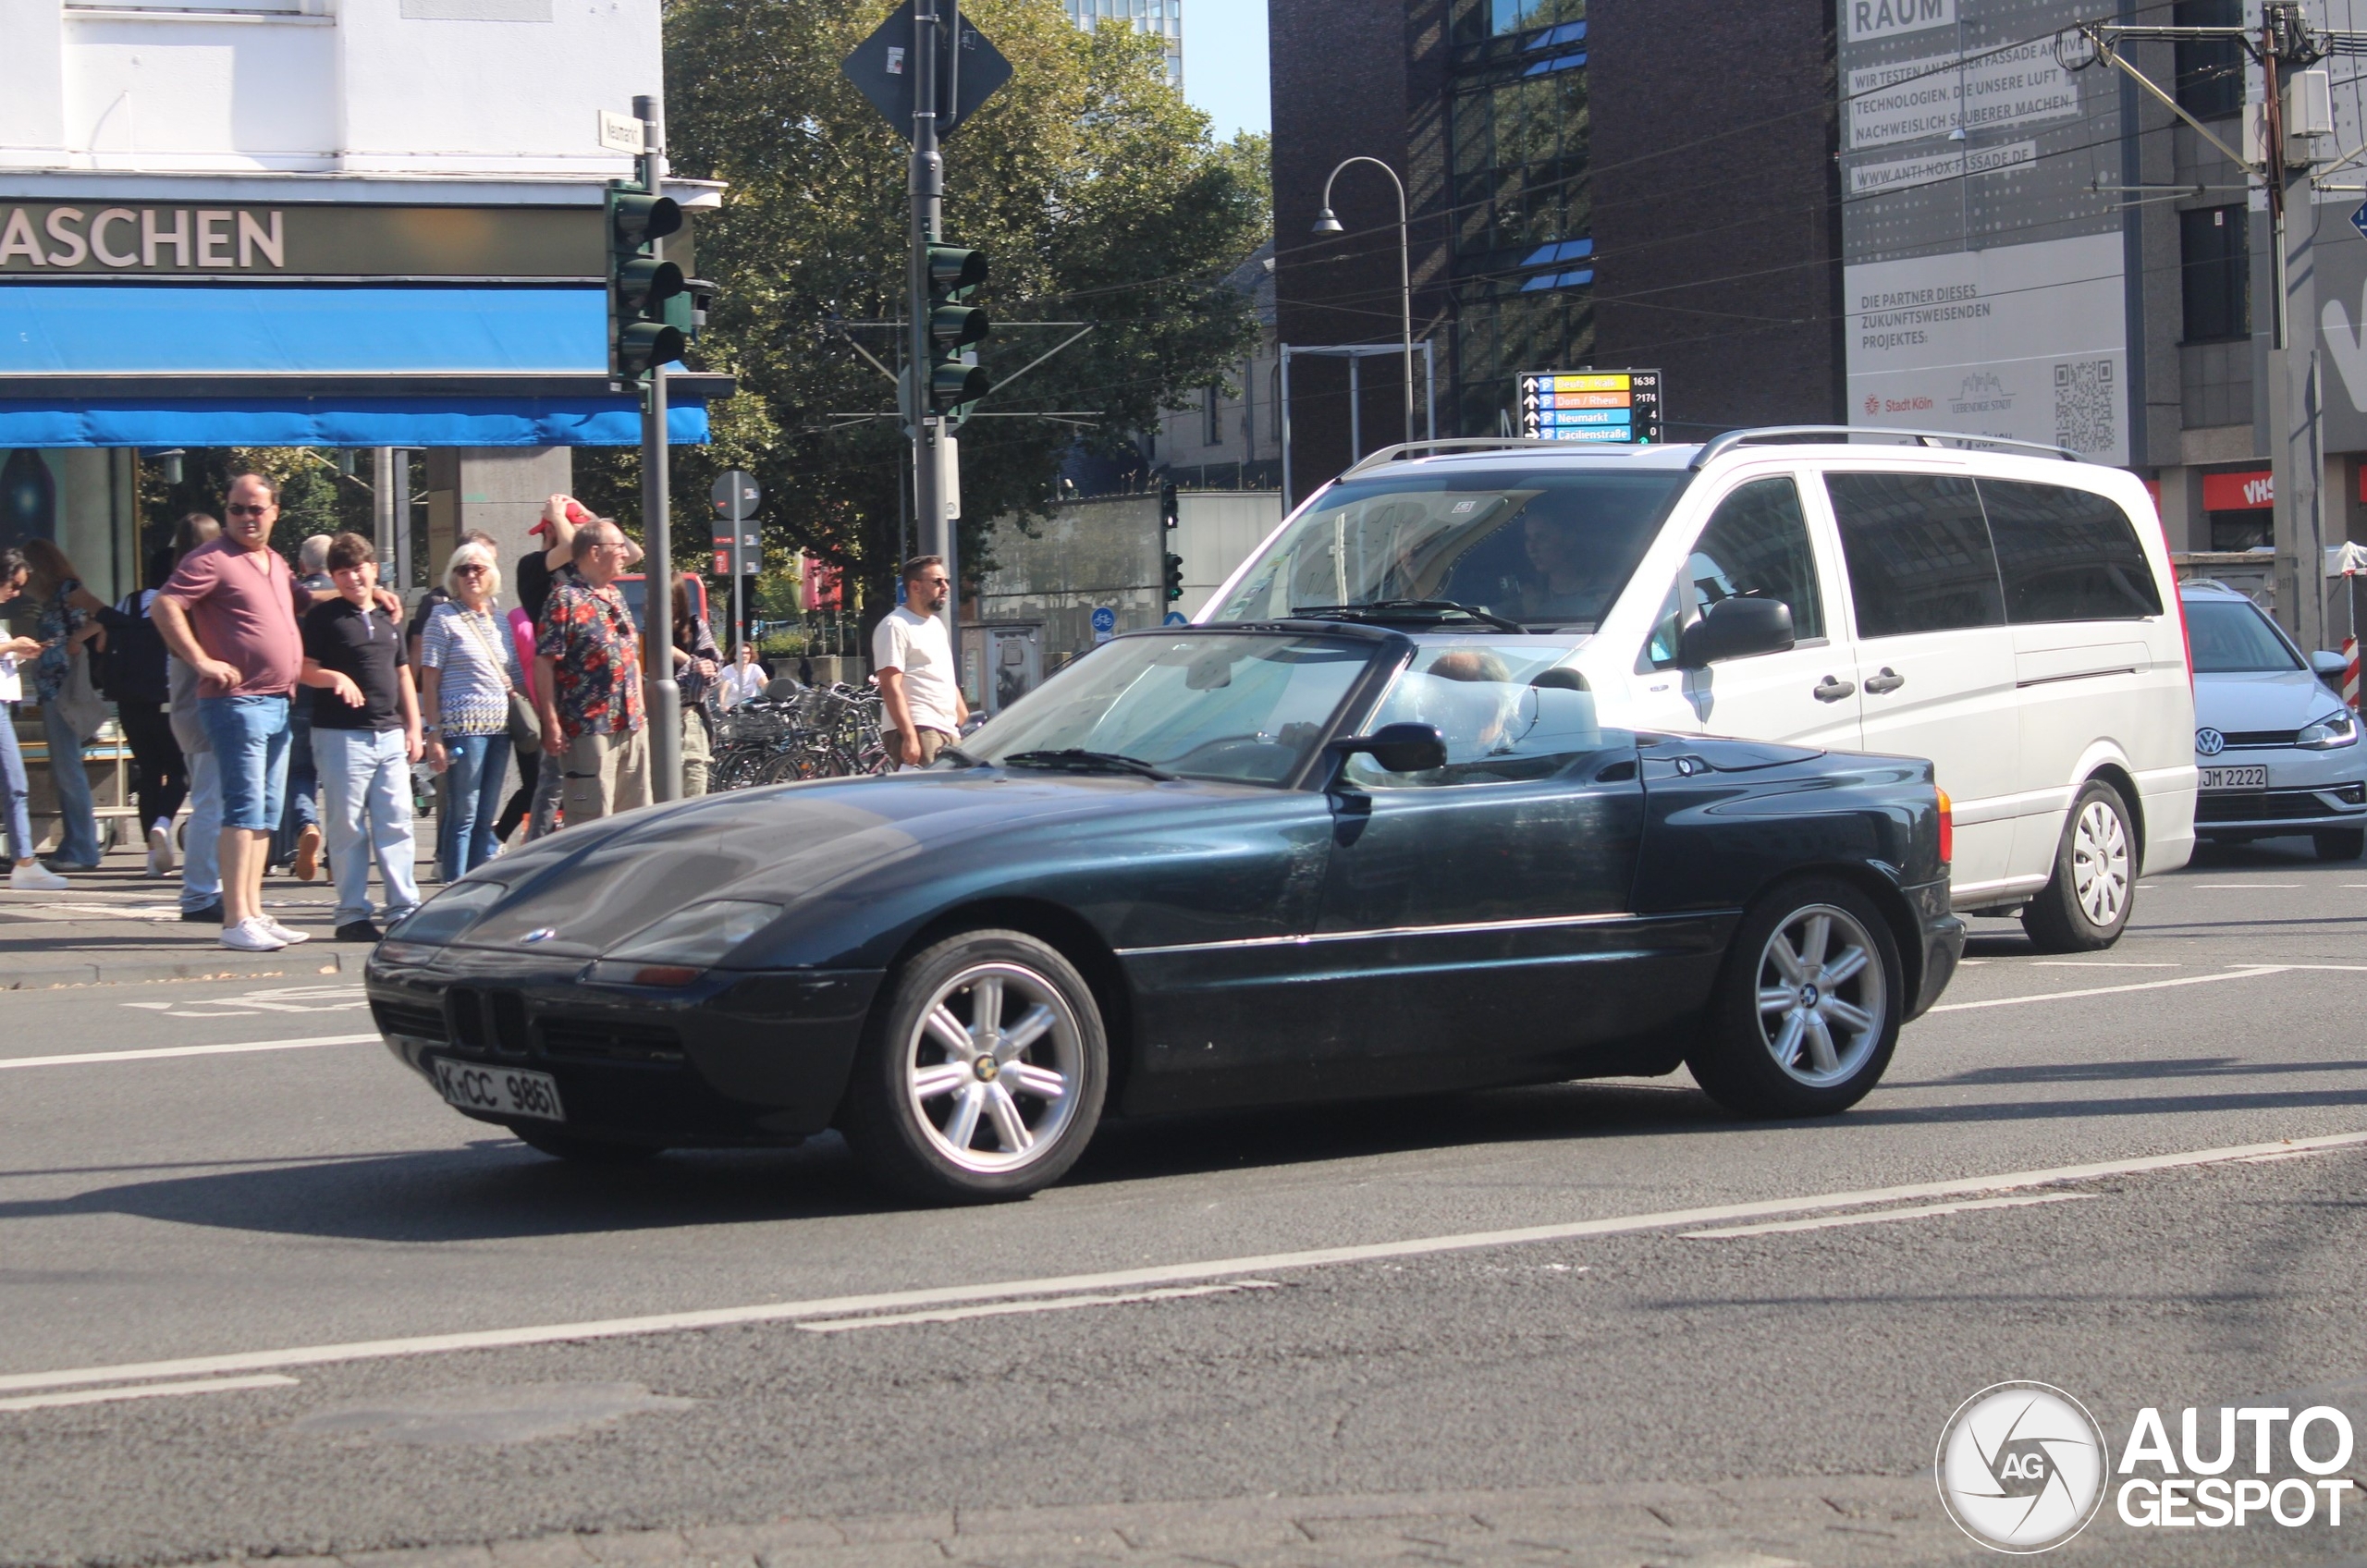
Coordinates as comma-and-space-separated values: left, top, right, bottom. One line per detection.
874, 555, 968, 769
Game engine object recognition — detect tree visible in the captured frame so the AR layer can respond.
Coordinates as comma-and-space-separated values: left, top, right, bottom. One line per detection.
651, 0, 1266, 635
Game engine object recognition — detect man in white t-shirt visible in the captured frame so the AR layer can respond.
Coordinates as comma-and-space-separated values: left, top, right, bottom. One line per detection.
872, 555, 968, 768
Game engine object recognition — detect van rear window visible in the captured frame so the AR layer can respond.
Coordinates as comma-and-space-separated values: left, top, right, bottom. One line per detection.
1977, 480, 2164, 622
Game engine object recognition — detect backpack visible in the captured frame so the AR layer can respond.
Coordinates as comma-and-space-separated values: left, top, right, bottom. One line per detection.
95, 590, 171, 705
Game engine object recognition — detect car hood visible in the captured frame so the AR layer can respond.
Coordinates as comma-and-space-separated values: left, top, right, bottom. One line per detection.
2193, 668, 2342, 737
438, 769, 1270, 958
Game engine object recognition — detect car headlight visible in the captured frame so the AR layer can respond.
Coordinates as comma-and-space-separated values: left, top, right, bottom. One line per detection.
2298, 708, 2360, 750
586, 900, 782, 986
383, 878, 509, 945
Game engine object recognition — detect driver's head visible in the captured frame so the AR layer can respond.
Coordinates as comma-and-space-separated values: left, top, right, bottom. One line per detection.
1524, 516, 1582, 576
1429, 650, 1513, 684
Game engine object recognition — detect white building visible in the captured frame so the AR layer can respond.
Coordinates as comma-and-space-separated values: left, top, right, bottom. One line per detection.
1061, 0, 1182, 85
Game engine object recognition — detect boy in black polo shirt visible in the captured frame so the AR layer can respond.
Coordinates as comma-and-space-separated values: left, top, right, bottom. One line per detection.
300, 533, 423, 942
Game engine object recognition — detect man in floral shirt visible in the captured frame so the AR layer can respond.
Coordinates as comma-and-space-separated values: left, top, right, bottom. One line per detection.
533, 518, 646, 825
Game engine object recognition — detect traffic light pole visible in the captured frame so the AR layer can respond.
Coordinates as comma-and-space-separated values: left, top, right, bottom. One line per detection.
909, 0, 961, 664
636, 93, 682, 802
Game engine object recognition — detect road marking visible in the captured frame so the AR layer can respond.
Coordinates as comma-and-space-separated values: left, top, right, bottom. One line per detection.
1680, 1193, 2091, 1239
2192, 883, 2302, 889
0, 1375, 296, 1414
0, 1034, 378, 1071
0, 1129, 2360, 1399
2029, 961, 2178, 968
1929, 965, 2288, 1012
798, 1280, 1280, 1333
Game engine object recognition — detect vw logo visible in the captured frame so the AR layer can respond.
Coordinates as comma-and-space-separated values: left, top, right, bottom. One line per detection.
1936, 1382, 2108, 1553
2196, 727, 2226, 757
521, 928, 558, 944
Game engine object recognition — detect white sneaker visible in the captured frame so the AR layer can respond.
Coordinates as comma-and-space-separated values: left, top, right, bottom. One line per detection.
219, 917, 288, 952
9, 862, 68, 892
259, 915, 312, 946
147, 820, 177, 876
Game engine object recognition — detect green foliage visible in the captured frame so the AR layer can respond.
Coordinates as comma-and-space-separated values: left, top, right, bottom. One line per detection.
660, 0, 1265, 628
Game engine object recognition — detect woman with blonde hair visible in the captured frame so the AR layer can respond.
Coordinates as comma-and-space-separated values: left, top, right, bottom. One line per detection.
18, 538, 108, 870
417, 540, 521, 878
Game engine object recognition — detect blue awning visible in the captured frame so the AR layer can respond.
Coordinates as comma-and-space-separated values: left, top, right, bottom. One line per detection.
0, 396, 709, 448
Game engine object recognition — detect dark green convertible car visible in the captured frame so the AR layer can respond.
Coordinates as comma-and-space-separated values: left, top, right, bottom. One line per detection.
367, 619, 1963, 1202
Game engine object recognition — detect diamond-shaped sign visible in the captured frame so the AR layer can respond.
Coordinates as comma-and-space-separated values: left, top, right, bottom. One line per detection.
842, 2, 1012, 142
2352, 201, 2367, 242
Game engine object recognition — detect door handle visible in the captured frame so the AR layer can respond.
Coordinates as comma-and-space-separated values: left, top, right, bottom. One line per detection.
1863, 667, 1906, 694
1812, 676, 1856, 703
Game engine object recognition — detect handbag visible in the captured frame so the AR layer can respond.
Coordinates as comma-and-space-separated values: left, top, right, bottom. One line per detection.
450, 606, 541, 749
53, 644, 107, 744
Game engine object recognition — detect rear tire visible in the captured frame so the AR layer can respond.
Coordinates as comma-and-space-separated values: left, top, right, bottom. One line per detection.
2315, 828, 2366, 862
509, 1125, 665, 1164
842, 929, 1108, 1203
2021, 780, 2136, 953
1686, 877, 1903, 1120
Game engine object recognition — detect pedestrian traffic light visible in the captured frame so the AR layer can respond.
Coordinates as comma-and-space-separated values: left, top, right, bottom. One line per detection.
1160, 482, 1179, 530
926, 243, 991, 417
607, 186, 685, 383
1163, 552, 1184, 602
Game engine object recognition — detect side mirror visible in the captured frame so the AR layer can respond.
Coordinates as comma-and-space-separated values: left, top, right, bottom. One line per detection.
2311, 649, 2349, 681
1332, 721, 1447, 775
1677, 595, 1795, 669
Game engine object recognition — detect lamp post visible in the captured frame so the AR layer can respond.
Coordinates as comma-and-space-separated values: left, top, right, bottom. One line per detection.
1311, 156, 1414, 447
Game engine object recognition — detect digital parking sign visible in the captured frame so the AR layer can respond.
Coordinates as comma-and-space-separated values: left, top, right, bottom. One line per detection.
1516, 369, 1662, 444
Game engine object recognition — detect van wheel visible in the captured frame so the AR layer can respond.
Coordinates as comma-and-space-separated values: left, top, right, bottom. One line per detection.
2315, 828, 2366, 862
842, 929, 1109, 1203
2022, 780, 2135, 952
1686, 877, 1902, 1119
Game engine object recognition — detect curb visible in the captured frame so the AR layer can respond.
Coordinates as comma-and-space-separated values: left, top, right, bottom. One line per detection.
0, 949, 358, 989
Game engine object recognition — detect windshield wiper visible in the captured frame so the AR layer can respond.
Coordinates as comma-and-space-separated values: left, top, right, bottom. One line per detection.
1290, 599, 1527, 633
1002, 749, 1175, 780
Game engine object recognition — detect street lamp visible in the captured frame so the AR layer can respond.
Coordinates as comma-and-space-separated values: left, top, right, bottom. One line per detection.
1313, 156, 1414, 447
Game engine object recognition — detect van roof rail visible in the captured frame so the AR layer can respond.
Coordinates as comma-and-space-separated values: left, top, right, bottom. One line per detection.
1687, 425, 2082, 470
1338, 436, 1644, 480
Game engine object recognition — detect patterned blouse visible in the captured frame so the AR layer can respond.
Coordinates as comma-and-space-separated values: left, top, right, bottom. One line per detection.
32, 577, 88, 703
535, 576, 644, 739
420, 602, 521, 738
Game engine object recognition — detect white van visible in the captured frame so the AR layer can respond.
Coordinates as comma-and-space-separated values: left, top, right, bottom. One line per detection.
1202, 428, 2197, 950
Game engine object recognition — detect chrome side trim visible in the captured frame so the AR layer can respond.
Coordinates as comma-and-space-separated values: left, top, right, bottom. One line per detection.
1115, 910, 1703, 958
2015, 668, 2138, 690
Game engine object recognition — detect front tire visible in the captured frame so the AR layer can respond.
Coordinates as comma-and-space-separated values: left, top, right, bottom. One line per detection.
842, 929, 1109, 1203
1686, 877, 1903, 1119
2315, 828, 2366, 862
2021, 780, 2135, 952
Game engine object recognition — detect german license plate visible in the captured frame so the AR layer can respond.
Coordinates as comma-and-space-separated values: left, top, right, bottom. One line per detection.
2199, 766, 2269, 790
431, 1059, 565, 1122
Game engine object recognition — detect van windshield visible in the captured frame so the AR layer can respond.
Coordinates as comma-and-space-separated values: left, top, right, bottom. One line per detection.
1208, 469, 1689, 631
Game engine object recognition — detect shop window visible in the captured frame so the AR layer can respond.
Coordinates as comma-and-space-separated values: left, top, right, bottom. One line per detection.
2181, 205, 2249, 343
2209, 511, 2272, 551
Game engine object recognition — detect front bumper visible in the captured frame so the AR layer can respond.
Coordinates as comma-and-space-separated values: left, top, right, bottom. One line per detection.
1906, 876, 1965, 1021
364, 945, 884, 1145
2194, 780, 2367, 838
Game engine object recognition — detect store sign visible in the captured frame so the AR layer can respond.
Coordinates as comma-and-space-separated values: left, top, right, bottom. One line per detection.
0, 202, 608, 279
2201, 470, 2273, 511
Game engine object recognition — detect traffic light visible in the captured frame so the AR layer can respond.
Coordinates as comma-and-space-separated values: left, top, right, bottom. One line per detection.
1163, 551, 1184, 602
1159, 482, 1179, 530
926, 243, 991, 417
607, 186, 685, 383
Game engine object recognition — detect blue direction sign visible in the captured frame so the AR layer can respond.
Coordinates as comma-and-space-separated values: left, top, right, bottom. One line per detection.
1164, 611, 1188, 625
1516, 369, 1662, 444
2353, 202, 2367, 241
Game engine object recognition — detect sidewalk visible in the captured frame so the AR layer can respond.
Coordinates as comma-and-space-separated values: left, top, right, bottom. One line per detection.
0, 829, 438, 990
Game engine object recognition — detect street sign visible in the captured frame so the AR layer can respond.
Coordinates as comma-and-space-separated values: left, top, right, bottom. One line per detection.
597, 110, 646, 155
2354, 202, 2367, 242
1164, 611, 1188, 626
841, 2, 1012, 142
710, 472, 760, 516
1091, 605, 1116, 644
712, 533, 759, 549
1516, 369, 1662, 444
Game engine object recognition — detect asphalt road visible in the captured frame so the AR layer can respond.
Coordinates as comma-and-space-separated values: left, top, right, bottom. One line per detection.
4, 836, 2367, 1567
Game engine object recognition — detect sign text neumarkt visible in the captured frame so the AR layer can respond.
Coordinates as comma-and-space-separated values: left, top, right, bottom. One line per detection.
0, 202, 607, 278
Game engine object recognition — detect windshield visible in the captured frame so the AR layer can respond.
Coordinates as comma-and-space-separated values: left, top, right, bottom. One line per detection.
2186, 597, 2302, 673
957, 631, 1376, 786
1208, 468, 1689, 631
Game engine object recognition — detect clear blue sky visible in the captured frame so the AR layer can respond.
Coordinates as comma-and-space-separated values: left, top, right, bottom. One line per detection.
1184, 0, 1269, 140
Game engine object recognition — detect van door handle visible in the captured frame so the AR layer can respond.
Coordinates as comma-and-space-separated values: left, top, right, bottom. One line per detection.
1812, 676, 1856, 703
1863, 668, 1907, 694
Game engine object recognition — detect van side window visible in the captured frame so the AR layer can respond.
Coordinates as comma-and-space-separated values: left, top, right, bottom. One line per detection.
1824, 472, 2005, 638
1977, 479, 2165, 622
1638, 478, 1824, 670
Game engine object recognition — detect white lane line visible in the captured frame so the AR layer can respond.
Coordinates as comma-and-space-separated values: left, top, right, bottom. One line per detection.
2029, 962, 2178, 969
798, 1281, 1280, 1333
0, 1375, 296, 1414
1929, 966, 2289, 1012
0, 1034, 378, 1071
2191, 883, 2302, 889
1681, 1193, 2091, 1240
1, 1129, 2361, 1398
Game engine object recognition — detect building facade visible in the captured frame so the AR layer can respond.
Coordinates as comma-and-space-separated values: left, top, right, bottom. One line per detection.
1062, 0, 1184, 83
1152, 242, 1282, 491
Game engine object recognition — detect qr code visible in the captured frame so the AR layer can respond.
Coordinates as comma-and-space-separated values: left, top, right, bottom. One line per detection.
2053, 359, 2116, 454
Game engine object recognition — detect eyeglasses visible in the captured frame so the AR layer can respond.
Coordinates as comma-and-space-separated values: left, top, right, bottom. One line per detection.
226, 504, 272, 518
917, 576, 950, 588
455, 564, 489, 575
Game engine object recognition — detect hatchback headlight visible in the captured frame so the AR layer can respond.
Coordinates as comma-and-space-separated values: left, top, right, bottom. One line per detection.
2298, 708, 2359, 750
587, 900, 783, 986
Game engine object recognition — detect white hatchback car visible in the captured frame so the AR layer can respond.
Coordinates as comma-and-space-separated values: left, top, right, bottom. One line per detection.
1206, 428, 2198, 950
2181, 579, 2366, 860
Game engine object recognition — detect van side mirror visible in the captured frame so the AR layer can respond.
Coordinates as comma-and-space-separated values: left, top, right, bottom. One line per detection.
2311, 649, 2349, 682
1331, 722, 1448, 775
1677, 595, 1795, 669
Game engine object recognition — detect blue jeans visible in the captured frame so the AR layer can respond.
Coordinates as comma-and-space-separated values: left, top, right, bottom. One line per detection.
180, 750, 223, 913
0, 705, 32, 863
436, 731, 509, 881
275, 704, 319, 864
313, 727, 421, 928
39, 700, 101, 866
196, 694, 291, 832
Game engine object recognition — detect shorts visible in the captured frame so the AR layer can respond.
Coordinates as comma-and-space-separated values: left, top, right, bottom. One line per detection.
196, 693, 293, 831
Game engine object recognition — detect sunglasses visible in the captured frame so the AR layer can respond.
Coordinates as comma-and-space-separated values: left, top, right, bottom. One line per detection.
226, 503, 272, 518
455, 564, 489, 575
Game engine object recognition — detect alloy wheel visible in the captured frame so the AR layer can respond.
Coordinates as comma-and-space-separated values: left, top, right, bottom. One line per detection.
2070, 799, 2130, 927
1753, 904, 1889, 1088
901, 962, 1084, 1173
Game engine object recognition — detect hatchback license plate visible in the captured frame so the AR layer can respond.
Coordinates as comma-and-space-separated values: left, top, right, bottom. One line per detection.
2199, 766, 2270, 790
432, 1059, 565, 1122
